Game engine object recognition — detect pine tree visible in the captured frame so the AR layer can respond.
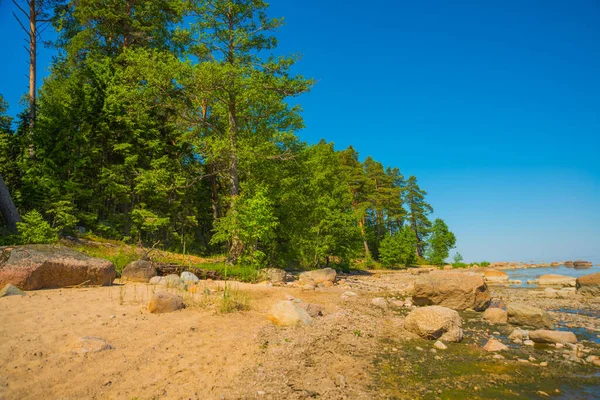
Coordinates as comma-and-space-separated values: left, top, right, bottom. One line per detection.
405, 175, 433, 258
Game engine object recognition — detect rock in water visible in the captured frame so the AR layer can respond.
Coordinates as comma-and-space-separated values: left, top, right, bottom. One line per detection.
483, 269, 509, 283
267, 300, 313, 326
483, 308, 508, 324
576, 273, 600, 296
180, 271, 199, 283
412, 273, 491, 311
573, 260, 592, 269
298, 268, 336, 286
148, 291, 185, 313
0, 283, 26, 297
0, 245, 115, 290
483, 338, 508, 352
70, 337, 113, 354
529, 330, 577, 344
404, 306, 463, 342
121, 260, 157, 283
537, 274, 576, 287
507, 303, 553, 329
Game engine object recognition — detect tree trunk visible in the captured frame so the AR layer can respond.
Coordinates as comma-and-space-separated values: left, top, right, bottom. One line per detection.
227, 102, 243, 262
0, 174, 22, 233
28, 0, 36, 133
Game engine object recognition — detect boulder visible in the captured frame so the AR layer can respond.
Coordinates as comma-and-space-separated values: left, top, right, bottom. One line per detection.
298, 268, 336, 286
434, 340, 448, 350
507, 303, 553, 329
163, 274, 182, 288
576, 273, 600, 296
148, 291, 185, 313
149, 276, 165, 285
404, 305, 463, 342
267, 300, 312, 326
258, 268, 287, 283
573, 260, 592, 269
0, 283, 26, 297
180, 271, 199, 283
508, 328, 528, 341
0, 245, 115, 290
483, 269, 509, 283
537, 274, 576, 287
482, 308, 508, 324
371, 297, 388, 310
298, 302, 323, 318
70, 337, 113, 354
121, 260, 156, 283
564, 261, 574, 268
412, 273, 491, 311
483, 338, 508, 352
529, 329, 577, 344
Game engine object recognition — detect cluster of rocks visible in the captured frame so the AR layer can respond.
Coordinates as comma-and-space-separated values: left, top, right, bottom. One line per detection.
267, 295, 324, 326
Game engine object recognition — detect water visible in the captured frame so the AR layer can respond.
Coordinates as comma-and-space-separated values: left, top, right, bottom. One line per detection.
504, 264, 600, 288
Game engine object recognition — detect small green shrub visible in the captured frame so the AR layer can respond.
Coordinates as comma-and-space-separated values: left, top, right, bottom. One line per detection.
452, 262, 468, 269
16, 210, 58, 244
220, 283, 250, 313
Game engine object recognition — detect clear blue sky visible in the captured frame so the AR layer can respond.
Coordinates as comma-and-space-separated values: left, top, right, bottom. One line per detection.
1, 0, 599, 263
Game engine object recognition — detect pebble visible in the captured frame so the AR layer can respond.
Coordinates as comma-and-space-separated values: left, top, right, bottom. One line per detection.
540, 362, 548, 367
524, 340, 535, 346
434, 340, 448, 350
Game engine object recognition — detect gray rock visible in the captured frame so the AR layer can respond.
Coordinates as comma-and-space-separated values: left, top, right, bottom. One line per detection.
163, 274, 182, 288
180, 271, 199, 283
258, 268, 288, 283
149, 276, 165, 285
121, 260, 157, 283
70, 337, 113, 354
0, 283, 26, 297
298, 268, 336, 286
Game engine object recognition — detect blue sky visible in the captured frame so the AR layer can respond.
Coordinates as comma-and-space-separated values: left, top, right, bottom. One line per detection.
1, 0, 599, 262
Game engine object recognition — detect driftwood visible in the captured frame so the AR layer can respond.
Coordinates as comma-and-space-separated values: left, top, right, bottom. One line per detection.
154, 262, 223, 281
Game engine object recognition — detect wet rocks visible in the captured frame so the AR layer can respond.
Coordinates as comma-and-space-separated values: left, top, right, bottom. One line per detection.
298, 268, 336, 286
482, 307, 508, 324
483, 338, 508, 352
564, 261, 574, 268
573, 260, 592, 269
507, 303, 553, 329
412, 272, 491, 311
0, 283, 26, 297
0, 245, 115, 290
267, 300, 312, 326
121, 260, 157, 283
483, 269, 509, 283
148, 291, 185, 314
576, 272, 600, 296
528, 329, 577, 344
536, 274, 576, 287
404, 305, 463, 342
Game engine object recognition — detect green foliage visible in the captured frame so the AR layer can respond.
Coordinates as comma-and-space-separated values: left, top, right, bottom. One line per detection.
16, 210, 58, 244
379, 226, 417, 268
453, 252, 463, 264
426, 219, 457, 266
220, 282, 250, 313
451, 262, 468, 269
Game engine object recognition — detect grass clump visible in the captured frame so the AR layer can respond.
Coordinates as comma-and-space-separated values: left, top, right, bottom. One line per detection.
220, 282, 250, 313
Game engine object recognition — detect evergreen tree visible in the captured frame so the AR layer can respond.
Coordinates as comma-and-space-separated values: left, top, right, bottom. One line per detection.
405, 175, 433, 258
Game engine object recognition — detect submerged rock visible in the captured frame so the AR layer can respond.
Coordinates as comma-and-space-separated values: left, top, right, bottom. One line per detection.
148, 291, 185, 314
267, 300, 312, 326
412, 273, 491, 311
404, 305, 463, 342
507, 303, 553, 329
0, 245, 115, 290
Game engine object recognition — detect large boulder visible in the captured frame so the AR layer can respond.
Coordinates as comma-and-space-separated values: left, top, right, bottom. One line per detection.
121, 260, 157, 282
298, 268, 336, 286
529, 329, 577, 344
573, 260, 592, 269
482, 307, 508, 324
483, 269, 509, 283
180, 271, 199, 283
405, 306, 463, 342
576, 273, 600, 296
267, 300, 313, 326
412, 272, 491, 311
148, 291, 185, 313
564, 261, 574, 268
258, 268, 288, 284
507, 303, 553, 329
0, 245, 115, 290
537, 274, 576, 287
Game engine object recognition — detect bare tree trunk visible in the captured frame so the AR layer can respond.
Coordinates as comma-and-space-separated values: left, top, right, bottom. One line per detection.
0, 174, 22, 233
28, 0, 36, 132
